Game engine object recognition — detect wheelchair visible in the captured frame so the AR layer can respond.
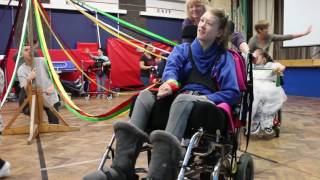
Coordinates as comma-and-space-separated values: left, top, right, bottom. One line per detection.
88, 52, 255, 180
273, 76, 284, 138
249, 70, 285, 138
272, 109, 281, 138
93, 93, 254, 180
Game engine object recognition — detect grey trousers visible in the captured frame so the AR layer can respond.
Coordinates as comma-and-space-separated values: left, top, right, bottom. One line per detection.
130, 90, 214, 140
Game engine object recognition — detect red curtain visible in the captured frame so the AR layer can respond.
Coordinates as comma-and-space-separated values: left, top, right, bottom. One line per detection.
3, 39, 172, 94
107, 38, 172, 88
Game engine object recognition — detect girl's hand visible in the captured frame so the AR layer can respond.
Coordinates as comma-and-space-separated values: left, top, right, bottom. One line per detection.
157, 82, 172, 99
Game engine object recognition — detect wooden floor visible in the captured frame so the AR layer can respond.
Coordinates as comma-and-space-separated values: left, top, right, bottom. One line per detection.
0, 95, 320, 180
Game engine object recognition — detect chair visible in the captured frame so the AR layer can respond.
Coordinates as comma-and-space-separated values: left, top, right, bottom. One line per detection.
88, 50, 255, 180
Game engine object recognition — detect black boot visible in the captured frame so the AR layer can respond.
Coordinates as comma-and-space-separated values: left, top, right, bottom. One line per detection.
147, 130, 182, 180
83, 121, 149, 180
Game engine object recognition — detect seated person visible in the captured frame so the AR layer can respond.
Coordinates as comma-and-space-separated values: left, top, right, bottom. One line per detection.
251, 49, 287, 136
13, 39, 40, 99
17, 45, 60, 124
84, 8, 240, 180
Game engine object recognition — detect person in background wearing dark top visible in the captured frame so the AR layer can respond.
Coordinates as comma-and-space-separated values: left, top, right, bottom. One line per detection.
140, 43, 156, 86
13, 39, 39, 99
86, 48, 111, 99
0, 67, 11, 178
182, 0, 250, 54
156, 52, 169, 79
248, 20, 312, 53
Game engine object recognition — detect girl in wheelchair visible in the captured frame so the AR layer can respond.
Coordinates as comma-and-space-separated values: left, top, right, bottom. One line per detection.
84, 8, 240, 180
251, 49, 287, 137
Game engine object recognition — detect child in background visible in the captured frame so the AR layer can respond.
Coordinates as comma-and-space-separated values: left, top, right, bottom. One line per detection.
251, 49, 287, 136
86, 48, 111, 99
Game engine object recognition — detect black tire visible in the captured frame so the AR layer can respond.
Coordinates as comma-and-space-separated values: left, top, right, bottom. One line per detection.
200, 172, 227, 180
200, 172, 210, 180
274, 126, 280, 138
234, 153, 254, 180
274, 110, 281, 138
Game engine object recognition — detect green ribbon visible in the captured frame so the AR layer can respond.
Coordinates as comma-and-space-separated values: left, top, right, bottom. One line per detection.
71, 0, 178, 46
65, 103, 130, 122
34, 2, 132, 122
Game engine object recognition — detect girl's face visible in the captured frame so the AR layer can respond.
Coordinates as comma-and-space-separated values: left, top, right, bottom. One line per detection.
189, 3, 206, 21
254, 50, 266, 65
197, 12, 222, 44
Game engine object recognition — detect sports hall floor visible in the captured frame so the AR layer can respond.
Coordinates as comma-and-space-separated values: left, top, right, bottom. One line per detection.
0, 95, 319, 180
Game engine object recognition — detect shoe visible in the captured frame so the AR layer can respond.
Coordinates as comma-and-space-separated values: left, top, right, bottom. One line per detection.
83, 121, 148, 180
250, 122, 261, 135
263, 127, 274, 136
0, 161, 10, 178
106, 94, 112, 101
147, 130, 182, 180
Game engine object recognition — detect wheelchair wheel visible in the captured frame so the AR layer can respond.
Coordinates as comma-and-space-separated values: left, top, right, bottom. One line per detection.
274, 126, 280, 138
234, 153, 254, 180
273, 110, 282, 138
200, 172, 227, 180
200, 172, 211, 180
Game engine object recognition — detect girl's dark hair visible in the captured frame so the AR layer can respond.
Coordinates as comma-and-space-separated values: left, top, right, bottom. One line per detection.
259, 49, 273, 63
144, 42, 152, 49
98, 47, 105, 51
227, 20, 235, 35
208, 8, 229, 50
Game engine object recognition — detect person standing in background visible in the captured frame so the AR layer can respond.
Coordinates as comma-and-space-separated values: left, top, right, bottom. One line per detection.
86, 48, 111, 99
140, 43, 156, 86
182, 0, 250, 54
248, 20, 312, 53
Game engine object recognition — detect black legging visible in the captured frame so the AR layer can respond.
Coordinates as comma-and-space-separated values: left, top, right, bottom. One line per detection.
144, 94, 228, 137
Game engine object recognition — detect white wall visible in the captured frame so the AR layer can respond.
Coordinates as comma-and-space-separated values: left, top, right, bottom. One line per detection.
140, 0, 186, 19
283, 0, 319, 47
0, 0, 127, 14
252, 0, 274, 55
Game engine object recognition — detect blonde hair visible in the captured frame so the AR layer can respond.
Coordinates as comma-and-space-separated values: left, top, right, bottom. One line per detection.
207, 8, 229, 50
254, 20, 269, 33
186, 0, 209, 20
